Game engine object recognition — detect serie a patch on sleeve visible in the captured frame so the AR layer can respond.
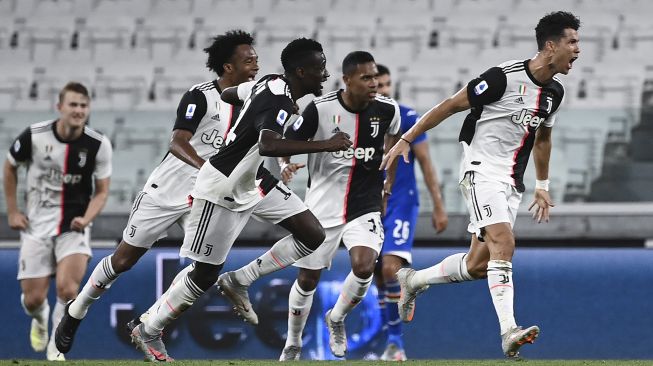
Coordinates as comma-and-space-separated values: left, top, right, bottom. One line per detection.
185, 104, 197, 119
474, 80, 488, 95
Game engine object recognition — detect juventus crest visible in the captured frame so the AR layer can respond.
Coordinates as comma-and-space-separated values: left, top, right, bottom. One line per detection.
78, 150, 87, 167
370, 121, 379, 138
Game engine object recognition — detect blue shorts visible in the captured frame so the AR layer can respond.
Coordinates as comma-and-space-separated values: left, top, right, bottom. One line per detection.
381, 202, 419, 264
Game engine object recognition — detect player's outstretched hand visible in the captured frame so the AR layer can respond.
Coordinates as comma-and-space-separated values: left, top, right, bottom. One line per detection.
433, 207, 449, 234
8, 212, 29, 230
380, 138, 410, 170
70, 216, 89, 232
528, 189, 555, 223
324, 132, 352, 152
280, 162, 306, 184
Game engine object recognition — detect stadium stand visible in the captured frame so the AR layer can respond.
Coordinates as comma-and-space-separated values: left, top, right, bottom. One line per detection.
1, 0, 652, 213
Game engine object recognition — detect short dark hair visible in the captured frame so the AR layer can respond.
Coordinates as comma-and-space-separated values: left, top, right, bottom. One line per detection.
342, 51, 375, 75
59, 82, 89, 103
204, 30, 254, 76
376, 64, 390, 77
281, 38, 323, 73
535, 11, 581, 50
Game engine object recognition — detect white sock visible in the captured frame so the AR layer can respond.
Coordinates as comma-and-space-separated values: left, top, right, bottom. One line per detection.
48, 298, 66, 348
487, 260, 517, 335
285, 280, 315, 347
21, 294, 50, 325
411, 253, 474, 287
329, 271, 372, 322
234, 235, 314, 286
69, 255, 119, 319
143, 273, 204, 336
141, 263, 195, 321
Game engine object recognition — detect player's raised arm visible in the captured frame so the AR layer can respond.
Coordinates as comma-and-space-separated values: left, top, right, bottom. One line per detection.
380, 87, 471, 170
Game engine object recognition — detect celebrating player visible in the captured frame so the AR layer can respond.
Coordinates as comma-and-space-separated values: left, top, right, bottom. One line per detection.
381, 11, 580, 358
222, 51, 401, 360
128, 38, 352, 362
54, 30, 259, 355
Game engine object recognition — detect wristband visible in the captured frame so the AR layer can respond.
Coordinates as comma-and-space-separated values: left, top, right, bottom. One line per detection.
535, 179, 550, 191
280, 162, 289, 172
399, 137, 412, 144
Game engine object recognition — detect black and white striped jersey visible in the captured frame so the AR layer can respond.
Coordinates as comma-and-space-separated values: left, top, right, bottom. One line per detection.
459, 59, 565, 192
7, 120, 112, 238
192, 74, 290, 211
285, 90, 400, 227
143, 80, 237, 207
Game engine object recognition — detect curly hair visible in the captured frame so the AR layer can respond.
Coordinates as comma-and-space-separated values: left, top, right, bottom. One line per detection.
204, 30, 254, 76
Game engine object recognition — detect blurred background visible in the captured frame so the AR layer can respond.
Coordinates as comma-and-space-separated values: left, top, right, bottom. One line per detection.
0, 0, 652, 360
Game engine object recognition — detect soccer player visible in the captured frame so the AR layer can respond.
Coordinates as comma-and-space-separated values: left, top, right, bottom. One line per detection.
373, 64, 449, 361
4, 82, 112, 361
222, 51, 401, 360
128, 38, 352, 361
54, 30, 260, 355
380, 11, 580, 358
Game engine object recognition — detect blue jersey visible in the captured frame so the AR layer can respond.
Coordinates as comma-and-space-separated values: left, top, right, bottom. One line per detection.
388, 104, 427, 207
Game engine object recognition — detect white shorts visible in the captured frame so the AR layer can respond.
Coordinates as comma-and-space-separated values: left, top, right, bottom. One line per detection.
179, 182, 307, 265
460, 171, 522, 238
17, 230, 92, 280
122, 191, 191, 248
294, 212, 384, 270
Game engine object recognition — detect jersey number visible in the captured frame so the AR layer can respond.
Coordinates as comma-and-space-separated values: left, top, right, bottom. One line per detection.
392, 220, 410, 244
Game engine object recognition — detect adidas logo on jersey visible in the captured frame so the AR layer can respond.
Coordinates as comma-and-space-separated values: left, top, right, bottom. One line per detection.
511, 109, 546, 128
514, 97, 524, 104
210, 114, 220, 121
332, 147, 375, 162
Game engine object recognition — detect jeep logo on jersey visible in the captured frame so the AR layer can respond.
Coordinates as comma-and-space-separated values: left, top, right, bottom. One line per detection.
510, 109, 546, 128
48, 169, 82, 184
332, 147, 375, 162
201, 129, 225, 149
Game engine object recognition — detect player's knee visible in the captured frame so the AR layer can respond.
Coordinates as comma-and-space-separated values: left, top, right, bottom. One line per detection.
189, 262, 224, 291
485, 230, 515, 260
56, 285, 77, 302
381, 263, 399, 281
352, 262, 375, 280
111, 254, 138, 274
301, 225, 325, 251
22, 293, 47, 311
297, 271, 320, 292
466, 261, 488, 279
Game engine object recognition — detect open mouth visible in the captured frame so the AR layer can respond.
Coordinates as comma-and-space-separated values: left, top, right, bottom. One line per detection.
568, 56, 578, 69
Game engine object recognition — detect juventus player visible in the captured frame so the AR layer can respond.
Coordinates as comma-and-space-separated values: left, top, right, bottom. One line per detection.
381, 12, 580, 358
4, 82, 112, 361
223, 51, 401, 360
54, 30, 259, 356
129, 38, 352, 362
